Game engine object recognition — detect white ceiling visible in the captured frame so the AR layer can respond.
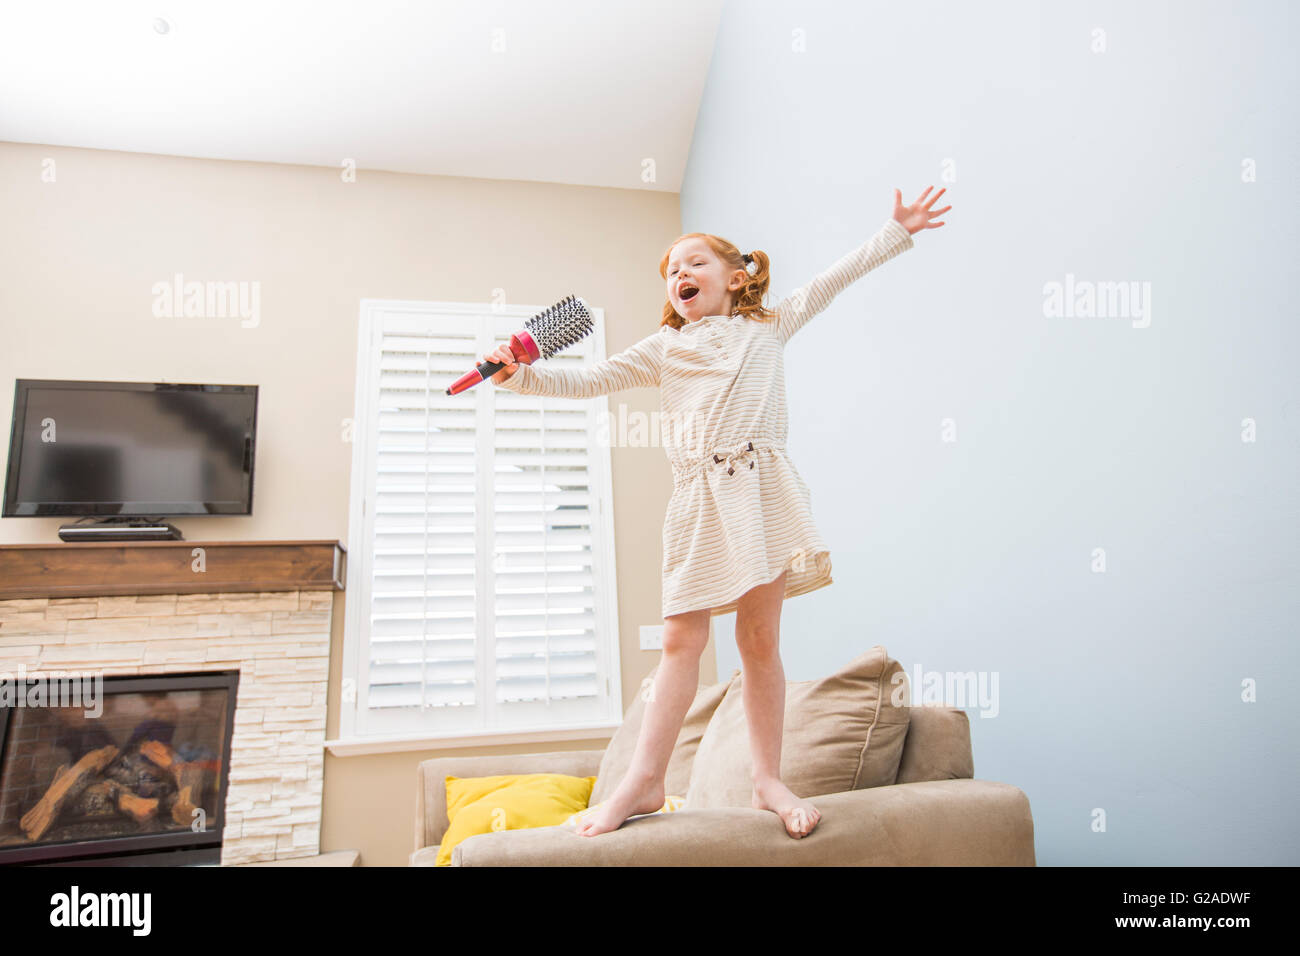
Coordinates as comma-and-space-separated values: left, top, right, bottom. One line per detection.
0, 0, 723, 192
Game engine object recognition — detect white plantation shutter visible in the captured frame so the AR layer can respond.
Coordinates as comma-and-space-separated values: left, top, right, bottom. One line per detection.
345, 301, 621, 741
493, 384, 603, 717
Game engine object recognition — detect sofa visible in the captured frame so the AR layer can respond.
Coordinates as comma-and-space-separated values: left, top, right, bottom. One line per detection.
411, 647, 1036, 866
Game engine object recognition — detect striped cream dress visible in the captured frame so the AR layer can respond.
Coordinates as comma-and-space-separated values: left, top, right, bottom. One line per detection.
497, 218, 915, 619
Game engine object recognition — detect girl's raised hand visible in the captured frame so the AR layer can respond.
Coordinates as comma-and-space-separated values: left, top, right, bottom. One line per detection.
481, 344, 520, 384
892, 186, 951, 235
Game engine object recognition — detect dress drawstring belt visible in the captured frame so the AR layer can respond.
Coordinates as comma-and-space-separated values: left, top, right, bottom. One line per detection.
671, 440, 780, 488
712, 440, 757, 476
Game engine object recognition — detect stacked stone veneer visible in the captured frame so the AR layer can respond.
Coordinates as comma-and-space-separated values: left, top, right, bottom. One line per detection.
0, 590, 331, 865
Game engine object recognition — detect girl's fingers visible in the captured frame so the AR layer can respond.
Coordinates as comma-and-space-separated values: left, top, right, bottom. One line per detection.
481, 346, 516, 367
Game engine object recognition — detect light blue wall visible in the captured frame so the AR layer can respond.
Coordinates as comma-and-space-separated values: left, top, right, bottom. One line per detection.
685, 0, 1299, 865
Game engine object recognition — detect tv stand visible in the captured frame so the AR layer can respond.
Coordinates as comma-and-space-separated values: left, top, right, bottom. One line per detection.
57, 517, 184, 542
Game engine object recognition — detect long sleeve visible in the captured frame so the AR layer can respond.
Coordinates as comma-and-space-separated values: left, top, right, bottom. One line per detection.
495, 328, 664, 398
773, 218, 915, 346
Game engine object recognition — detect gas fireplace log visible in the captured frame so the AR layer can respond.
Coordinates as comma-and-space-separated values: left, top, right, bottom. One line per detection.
139, 739, 211, 825
69, 779, 122, 820
117, 788, 160, 824
139, 739, 177, 772
19, 745, 120, 841
106, 748, 176, 800
170, 763, 213, 825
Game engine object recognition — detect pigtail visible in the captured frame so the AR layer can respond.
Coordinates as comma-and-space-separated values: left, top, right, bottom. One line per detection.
731, 250, 777, 322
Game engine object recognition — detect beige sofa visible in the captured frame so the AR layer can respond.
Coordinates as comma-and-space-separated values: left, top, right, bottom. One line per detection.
411, 648, 1036, 866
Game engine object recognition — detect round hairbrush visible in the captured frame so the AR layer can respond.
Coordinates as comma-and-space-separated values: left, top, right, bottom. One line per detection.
445, 294, 594, 395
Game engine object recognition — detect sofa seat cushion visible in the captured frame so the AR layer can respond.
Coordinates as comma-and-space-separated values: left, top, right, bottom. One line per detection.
589, 666, 738, 806
685, 646, 911, 808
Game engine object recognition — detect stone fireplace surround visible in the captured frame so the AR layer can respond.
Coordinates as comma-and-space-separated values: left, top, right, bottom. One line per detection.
0, 541, 344, 866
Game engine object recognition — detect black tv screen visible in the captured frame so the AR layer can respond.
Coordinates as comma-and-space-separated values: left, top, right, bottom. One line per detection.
3, 380, 257, 517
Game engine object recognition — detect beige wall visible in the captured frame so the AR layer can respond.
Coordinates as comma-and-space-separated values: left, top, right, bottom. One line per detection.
0, 141, 718, 866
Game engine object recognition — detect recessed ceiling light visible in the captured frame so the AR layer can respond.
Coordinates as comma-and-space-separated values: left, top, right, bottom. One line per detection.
153, 17, 171, 35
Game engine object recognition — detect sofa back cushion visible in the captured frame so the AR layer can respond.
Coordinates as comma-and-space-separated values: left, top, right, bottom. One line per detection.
685, 646, 910, 808
589, 666, 738, 806
893, 704, 975, 783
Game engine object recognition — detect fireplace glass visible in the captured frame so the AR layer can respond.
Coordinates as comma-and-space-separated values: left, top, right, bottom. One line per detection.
0, 670, 238, 865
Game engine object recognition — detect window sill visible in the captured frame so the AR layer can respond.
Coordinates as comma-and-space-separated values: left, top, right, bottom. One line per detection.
324, 720, 623, 757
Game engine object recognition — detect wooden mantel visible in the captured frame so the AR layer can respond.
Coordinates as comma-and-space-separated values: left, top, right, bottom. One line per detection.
0, 540, 345, 600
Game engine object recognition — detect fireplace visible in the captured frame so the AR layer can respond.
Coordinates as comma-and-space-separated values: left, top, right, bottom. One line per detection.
0, 670, 238, 865
0, 541, 342, 865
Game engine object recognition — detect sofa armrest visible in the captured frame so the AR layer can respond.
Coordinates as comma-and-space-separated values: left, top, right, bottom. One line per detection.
449, 778, 1035, 866
414, 748, 606, 852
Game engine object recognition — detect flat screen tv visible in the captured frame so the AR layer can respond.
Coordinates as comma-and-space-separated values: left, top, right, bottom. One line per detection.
3, 379, 257, 518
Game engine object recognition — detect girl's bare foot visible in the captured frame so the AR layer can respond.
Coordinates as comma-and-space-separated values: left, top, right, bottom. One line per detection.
575, 771, 665, 837
752, 777, 821, 838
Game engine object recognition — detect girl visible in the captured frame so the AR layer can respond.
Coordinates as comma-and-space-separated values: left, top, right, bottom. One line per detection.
485, 186, 949, 839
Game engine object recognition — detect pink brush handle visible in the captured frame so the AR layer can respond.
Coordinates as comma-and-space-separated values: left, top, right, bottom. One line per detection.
445, 330, 542, 395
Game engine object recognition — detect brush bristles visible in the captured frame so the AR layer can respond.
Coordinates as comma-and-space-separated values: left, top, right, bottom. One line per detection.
525, 294, 594, 358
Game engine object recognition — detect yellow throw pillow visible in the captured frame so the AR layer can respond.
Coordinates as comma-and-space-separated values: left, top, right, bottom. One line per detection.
435, 773, 598, 866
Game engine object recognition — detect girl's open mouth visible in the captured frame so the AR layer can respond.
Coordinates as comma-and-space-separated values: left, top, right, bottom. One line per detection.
680, 286, 698, 302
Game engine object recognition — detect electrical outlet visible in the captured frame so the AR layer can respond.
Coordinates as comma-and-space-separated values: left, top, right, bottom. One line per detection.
639, 625, 663, 651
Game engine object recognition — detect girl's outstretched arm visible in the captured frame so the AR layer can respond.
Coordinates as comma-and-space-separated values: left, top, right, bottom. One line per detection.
773, 186, 950, 346
490, 328, 664, 398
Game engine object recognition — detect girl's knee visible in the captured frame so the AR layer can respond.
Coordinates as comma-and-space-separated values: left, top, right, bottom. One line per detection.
661, 612, 709, 656
735, 620, 780, 655
662, 633, 706, 658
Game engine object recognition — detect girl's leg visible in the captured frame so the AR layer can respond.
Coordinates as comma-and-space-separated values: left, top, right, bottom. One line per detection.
576, 606, 711, 837
735, 569, 822, 838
